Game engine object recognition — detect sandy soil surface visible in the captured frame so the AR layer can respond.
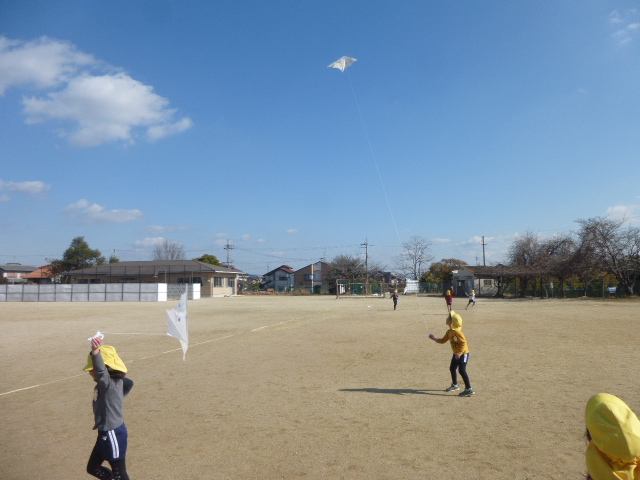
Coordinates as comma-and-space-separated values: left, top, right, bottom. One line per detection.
1, 294, 639, 479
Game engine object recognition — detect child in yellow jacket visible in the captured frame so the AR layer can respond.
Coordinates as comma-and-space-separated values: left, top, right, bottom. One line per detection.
585, 393, 640, 480
429, 311, 475, 397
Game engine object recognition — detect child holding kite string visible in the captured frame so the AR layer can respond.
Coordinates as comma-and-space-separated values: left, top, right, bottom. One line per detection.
429, 311, 475, 397
84, 335, 134, 480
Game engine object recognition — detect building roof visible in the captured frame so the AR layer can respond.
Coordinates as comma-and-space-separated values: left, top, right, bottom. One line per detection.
264, 265, 295, 276
64, 260, 245, 276
457, 265, 510, 278
23, 265, 55, 279
0, 264, 38, 273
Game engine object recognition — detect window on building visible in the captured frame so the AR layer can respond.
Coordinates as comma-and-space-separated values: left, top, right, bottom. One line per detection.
214, 277, 224, 287
177, 277, 202, 284
483, 279, 493, 286
278, 276, 288, 281
228, 278, 235, 287
305, 274, 313, 281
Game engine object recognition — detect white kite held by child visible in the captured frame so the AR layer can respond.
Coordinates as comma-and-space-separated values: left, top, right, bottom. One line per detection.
167, 288, 189, 361
88, 331, 104, 342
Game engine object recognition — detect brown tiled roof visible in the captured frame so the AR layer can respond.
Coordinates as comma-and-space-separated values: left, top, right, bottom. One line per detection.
23, 266, 55, 279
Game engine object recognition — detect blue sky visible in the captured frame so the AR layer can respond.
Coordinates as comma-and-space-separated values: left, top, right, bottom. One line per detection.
1, 1, 639, 275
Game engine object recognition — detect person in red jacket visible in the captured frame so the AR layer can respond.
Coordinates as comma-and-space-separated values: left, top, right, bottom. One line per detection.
445, 289, 453, 312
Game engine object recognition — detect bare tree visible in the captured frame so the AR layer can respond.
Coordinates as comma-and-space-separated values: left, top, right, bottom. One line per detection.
152, 240, 186, 261
507, 231, 542, 296
577, 216, 640, 296
394, 236, 433, 280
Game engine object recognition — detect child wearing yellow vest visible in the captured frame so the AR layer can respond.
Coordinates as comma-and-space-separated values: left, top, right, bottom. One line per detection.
429, 311, 475, 397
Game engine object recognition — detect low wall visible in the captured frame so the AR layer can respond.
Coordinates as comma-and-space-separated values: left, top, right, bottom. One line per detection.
0, 283, 169, 302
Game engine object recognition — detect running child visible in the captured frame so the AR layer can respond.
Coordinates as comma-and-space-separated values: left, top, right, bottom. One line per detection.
585, 393, 640, 480
444, 290, 453, 312
84, 336, 134, 480
391, 290, 399, 310
428, 311, 475, 397
466, 290, 476, 309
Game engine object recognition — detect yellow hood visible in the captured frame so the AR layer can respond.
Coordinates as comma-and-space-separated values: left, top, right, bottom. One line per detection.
450, 311, 463, 329
83, 345, 128, 373
586, 393, 640, 480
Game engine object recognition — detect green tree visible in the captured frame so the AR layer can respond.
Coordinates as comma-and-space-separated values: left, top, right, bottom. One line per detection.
194, 254, 222, 266
421, 258, 468, 283
50, 236, 106, 273
108, 254, 120, 264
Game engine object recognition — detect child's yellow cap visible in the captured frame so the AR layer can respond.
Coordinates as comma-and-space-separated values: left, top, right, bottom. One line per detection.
450, 311, 463, 329
83, 345, 127, 373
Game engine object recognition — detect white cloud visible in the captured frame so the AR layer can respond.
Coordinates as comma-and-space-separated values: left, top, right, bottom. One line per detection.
609, 10, 640, 45
257, 238, 267, 243
0, 35, 192, 147
240, 234, 251, 241
0, 179, 50, 195
0, 36, 96, 95
63, 199, 142, 223
144, 224, 189, 234
286, 228, 298, 234
605, 204, 640, 224
147, 117, 193, 141
134, 237, 165, 247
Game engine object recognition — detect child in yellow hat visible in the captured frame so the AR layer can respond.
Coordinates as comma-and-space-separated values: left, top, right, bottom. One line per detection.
585, 393, 640, 480
465, 290, 476, 309
391, 290, 399, 310
429, 311, 475, 397
84, 336, 134, 480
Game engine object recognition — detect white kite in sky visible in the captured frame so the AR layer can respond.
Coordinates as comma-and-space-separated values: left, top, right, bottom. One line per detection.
328, 56, 357, 72
167, 288, 189, 360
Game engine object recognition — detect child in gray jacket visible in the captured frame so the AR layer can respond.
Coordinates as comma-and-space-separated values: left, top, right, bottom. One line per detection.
84, 336, 134, 480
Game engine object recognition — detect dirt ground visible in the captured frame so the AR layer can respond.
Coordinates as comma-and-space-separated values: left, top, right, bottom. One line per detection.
1, 294, 639, 479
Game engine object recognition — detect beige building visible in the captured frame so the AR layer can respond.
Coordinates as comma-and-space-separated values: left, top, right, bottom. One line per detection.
64, 260, 244, 297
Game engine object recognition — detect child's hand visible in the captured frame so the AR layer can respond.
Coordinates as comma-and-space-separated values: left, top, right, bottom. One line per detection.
428, 333, 435, 341
91, 336, 103, 354
454, 353, 461, 359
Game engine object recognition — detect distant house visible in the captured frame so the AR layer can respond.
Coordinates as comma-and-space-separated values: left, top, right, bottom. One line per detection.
452, 265, 507, 296
294, 261, 332, 293
263, 265, 295, 292
63, 260, 245, 297
0, 264, 38, 284
23, 265, 57, 284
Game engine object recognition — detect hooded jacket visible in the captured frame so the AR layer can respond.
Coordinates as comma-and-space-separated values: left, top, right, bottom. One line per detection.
434, 312, 469, 355
586, 393, 640, 480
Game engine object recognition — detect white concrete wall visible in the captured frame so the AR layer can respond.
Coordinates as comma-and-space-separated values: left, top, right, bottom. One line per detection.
0, 283, 169, 302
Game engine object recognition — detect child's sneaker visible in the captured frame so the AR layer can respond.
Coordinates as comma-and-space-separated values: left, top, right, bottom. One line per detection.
459, 388, 475, 397
445, 384, 460, 392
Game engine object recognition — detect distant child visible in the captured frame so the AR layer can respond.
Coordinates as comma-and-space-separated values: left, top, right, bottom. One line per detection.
391, 291, 399, 310
84, 336, 134, 480
428, 311, 475, 397
466, 290, 476, 309
585, 393, 640, 480
445, 290, 453, 312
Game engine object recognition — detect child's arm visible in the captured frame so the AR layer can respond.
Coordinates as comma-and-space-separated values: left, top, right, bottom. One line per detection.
428, 332, 449, 344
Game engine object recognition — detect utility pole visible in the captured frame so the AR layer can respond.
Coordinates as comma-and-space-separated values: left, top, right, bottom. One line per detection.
224, 239, 234, 268
481, 236, 487, 266
360, 238, 373, 291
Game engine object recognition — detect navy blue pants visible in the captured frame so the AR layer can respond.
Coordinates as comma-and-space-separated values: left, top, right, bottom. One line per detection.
87, 423, 129, 480
449, 353, 471, 390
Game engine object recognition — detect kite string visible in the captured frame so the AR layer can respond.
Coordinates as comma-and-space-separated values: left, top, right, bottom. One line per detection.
346, 70, 428, 332
346, 71, 402, 245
